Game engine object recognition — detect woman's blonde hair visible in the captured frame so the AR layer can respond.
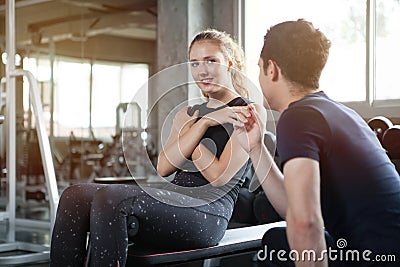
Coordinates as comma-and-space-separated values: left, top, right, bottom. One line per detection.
189, 29, 248, 98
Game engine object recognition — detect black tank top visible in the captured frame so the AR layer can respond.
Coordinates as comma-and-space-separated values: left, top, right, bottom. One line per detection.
188, 97, 245, 158
171, 97, 252, 204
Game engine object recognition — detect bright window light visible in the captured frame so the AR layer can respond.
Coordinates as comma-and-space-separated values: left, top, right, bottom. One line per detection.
245, 0, 367, 103
375, 0, 400, 101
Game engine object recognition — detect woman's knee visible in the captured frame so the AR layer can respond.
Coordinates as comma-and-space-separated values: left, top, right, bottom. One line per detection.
57, 183, 104, 213
91, 184, 143, 215
60, 183, 94, 202
93, 185, 127, 204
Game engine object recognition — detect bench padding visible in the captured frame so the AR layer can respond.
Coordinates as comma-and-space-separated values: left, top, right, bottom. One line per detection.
127, 221, 286, 266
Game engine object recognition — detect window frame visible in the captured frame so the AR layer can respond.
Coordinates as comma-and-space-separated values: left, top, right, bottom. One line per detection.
241, 0, 400, 119
23, 54, 150, 139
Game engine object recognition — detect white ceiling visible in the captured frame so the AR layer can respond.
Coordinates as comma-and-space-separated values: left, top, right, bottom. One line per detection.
0, 0, 157, 48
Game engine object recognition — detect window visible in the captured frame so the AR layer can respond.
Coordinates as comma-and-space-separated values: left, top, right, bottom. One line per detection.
91, 63, 121, 137
244, 0, 366, 103
375, 0, 400, 101
244, 0, 400, 109
55, 60, 92, 137
91, 62, 149, 138
23, 56, 149, 140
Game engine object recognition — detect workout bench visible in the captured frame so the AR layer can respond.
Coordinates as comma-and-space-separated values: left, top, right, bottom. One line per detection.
126, 220, 286, 266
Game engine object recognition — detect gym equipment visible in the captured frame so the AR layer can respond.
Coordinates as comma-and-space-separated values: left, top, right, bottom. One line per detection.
0, 0, 59, 264
97, 133, 132, 178
126, 220, 286, 266
0, 72, 58, 264
68, 133, 105, 181
367, 116, 393, 143
382, 125, 400, 159
24, 129, 47, 201
116, 102, 142, 135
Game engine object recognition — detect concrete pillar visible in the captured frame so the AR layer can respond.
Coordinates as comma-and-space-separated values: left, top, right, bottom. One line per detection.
151, 0, 208, 151
151, 0, 240, 152
213, 0, 242, 44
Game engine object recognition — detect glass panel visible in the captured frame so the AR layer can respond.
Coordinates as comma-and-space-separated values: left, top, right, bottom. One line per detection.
22, 57, 52, 112
121, 64, 149, 128
375, 0, 400, 100
54, 60, 91, 137
23, 56, 150, 138
91, 63, 149, 139
91, 63, 121, 138
245, 0, 366, 102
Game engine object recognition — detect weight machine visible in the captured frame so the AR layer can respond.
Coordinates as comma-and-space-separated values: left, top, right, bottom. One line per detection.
0, 0, 59, 264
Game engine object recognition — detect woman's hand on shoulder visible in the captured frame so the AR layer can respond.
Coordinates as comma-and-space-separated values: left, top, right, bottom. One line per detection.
201, 106, 251, 128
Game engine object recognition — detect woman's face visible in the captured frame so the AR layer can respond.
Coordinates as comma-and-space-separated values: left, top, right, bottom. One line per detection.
189, 41, 231, 95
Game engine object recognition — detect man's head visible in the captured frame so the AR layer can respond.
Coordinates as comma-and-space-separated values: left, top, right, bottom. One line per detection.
259, 19, 331, 109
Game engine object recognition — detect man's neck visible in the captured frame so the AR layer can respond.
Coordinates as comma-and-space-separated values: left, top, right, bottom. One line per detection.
278, 88, 319, 113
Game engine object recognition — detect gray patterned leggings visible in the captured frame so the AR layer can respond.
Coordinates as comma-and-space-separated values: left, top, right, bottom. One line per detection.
50, 183, 231, 267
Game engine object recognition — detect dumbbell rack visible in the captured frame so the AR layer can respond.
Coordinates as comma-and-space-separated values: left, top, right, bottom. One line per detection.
0, 0, 59, 265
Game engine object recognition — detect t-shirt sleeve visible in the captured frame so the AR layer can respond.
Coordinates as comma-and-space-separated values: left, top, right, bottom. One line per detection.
277, 107, 329, 168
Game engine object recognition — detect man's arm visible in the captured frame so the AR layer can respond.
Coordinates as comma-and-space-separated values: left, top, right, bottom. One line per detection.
284, 157, 327, 267
248, 143, 287, 218
236, 104, 327, 265
235, 104, 287, 218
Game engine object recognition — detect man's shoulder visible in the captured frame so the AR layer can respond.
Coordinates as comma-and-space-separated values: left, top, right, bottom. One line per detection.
279, 105, 324, 125
277, 104, 330, 141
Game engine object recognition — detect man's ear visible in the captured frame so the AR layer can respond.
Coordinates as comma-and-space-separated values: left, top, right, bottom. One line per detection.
267, 60, 279, 82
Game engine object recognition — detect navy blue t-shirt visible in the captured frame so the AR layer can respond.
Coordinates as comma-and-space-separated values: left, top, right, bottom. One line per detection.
277, 91, 400, 257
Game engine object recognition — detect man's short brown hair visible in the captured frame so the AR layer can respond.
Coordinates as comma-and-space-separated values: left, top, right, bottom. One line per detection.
260, 19, 331, 90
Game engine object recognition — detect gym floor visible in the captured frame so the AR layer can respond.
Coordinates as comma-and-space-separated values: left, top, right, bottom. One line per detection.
0, 200, 265, 267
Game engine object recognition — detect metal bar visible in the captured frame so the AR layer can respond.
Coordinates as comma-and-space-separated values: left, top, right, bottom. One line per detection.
367, 0, 376, 106
130, 102, 142, 129
11, 69, 59, 230
15, 218, 51, 229
49, 39, 55, 138
0, 0, 51, 12
0, 78, 6, 159
0, 242, 50, 265
0, 1, 55, 264
5, 0, 17, 244
89, 62, 93, 138
0, 242, 49, 253
0, 211, 9, 221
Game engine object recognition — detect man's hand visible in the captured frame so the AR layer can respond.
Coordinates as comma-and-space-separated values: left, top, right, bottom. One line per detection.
234, 104, 266, 153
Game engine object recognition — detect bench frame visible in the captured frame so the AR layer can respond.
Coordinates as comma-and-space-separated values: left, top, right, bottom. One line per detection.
126, 221, 286, 266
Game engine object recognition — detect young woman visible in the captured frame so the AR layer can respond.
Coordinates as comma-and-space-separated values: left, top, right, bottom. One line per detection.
50, 29, 259, 267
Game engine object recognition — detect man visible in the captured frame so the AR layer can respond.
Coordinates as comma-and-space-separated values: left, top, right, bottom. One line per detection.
236, 19, 400, 266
